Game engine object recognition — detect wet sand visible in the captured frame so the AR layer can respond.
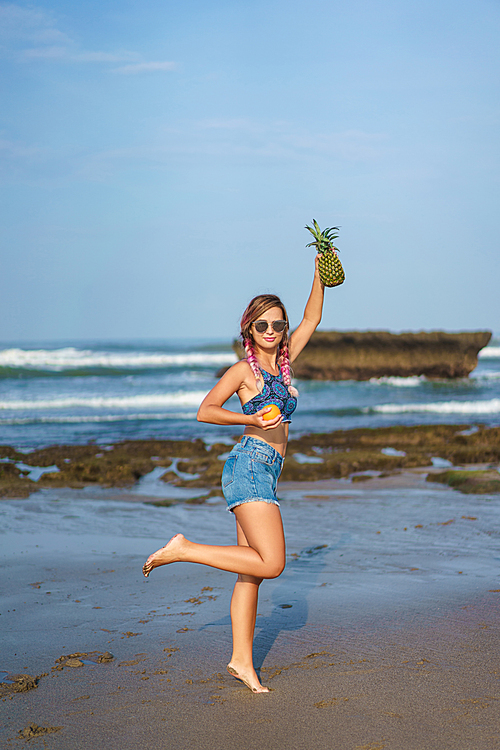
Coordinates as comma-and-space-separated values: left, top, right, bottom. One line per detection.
1, 471, 499, 748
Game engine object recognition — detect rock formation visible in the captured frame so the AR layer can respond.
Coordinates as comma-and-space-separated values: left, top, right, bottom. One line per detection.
240, 330, 491, 381
2, 425, 500, 497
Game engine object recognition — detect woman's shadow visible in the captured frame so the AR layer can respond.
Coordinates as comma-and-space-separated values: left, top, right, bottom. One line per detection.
199, 532, 350, 674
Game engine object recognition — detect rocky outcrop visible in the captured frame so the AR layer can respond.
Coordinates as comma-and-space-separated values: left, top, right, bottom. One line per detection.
426, 469, 500, 494
2, 425, 500, 497
290, 330, 492, 380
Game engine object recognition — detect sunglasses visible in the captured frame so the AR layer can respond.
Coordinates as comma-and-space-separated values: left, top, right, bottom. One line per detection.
253, 319, 287, 333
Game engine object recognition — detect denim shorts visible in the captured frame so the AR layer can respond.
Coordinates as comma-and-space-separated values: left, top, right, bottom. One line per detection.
221, 436, 284, 512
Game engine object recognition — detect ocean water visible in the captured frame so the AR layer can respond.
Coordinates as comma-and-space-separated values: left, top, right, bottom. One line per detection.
0, 336, 499, 451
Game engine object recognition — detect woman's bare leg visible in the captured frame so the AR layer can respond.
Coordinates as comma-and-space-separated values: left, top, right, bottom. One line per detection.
142, 502, 285, 580
227, 517, 267, 692
142, 503, 285, 693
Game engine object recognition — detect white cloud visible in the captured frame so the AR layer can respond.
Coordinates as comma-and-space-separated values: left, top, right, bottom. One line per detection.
0, 117, 388, 187
22, 45, 69, 59
191, 119, 386, 159
67, 121, 390, 183
187, 120, 388, 161
72, 51, 139, 63
112, 61, 176, 74
20, 46, 140, 63
0, 3, 173, 71
19, 46, 142, 65
0, 3, 71, 45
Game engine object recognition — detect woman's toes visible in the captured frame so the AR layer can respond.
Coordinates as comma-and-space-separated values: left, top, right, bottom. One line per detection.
142, 534, 184, 577
227, 664, 269, 693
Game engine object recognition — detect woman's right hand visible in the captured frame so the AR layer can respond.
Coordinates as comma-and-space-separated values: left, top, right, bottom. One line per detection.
250, 407, 283, 430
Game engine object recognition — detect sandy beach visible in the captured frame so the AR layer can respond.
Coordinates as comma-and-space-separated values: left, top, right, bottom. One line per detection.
1, 465, 499, 749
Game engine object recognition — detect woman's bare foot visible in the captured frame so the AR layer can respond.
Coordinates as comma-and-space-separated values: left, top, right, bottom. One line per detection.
227, 663, 270, 693
142, 534, 185, 577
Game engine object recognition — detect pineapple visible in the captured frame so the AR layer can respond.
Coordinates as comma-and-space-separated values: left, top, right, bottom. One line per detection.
305, 219, 345, 287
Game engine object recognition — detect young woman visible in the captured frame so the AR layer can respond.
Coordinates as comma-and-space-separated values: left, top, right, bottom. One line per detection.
142, 256, 326, 693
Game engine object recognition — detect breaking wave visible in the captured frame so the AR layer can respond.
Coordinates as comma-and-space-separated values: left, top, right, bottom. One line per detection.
0, 413, 198, 425
0, 391, 208, 411
478, 346, 500, 359
369, 398, 500, 415
369, 376, 426, 387
0, 347, 236, 371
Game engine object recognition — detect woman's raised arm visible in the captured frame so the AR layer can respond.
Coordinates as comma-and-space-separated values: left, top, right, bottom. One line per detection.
289, 256, 325, 362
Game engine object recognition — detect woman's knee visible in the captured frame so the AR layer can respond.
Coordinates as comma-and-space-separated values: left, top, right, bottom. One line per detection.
264, 558, 285, 579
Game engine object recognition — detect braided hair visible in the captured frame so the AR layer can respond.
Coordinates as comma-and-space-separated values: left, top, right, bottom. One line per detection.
240, 294, 299, 398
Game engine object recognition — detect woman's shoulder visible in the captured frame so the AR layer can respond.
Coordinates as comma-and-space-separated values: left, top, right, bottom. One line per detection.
219, 359, 255, 398
220, 358, 253, 383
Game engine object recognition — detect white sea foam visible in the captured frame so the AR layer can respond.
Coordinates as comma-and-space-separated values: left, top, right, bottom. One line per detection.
0, 347, 237, 370
0, 391, 208, 411
370, 398, 500, 415
478, 346, 500, 359
0, 412, 198, 425
370, 376, 425, 387
381, 447, 406, 457
471, 370, 500, 381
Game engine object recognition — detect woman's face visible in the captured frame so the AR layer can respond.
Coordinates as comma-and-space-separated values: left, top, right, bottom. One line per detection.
251, 306, 286, 350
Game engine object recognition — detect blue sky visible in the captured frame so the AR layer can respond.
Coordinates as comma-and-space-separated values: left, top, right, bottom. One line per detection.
1, 0, 499, 341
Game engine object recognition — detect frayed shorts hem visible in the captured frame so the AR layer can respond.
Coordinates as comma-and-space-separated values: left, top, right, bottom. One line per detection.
227, 497, 281, 513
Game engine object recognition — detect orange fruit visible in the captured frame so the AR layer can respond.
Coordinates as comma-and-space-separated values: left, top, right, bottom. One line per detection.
262, 404, 281, 421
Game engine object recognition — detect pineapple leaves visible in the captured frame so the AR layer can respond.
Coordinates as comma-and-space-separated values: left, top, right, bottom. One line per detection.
305, 219, 340, 248
305, 222, 319, 239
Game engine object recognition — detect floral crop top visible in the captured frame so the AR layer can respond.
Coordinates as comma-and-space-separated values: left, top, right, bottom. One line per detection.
242, 367, 297, 423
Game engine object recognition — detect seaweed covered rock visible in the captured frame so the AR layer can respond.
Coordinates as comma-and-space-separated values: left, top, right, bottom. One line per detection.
293, 330, 492, 380
426, 469, 500, 494
1, 425, 500, 498
233, 330, 492, 381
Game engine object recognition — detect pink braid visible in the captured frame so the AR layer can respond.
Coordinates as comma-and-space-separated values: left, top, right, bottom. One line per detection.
279, 343, 299, 397
243, 338, 263, 392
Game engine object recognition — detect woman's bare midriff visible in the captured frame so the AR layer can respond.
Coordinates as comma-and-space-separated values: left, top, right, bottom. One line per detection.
242, 423, 289, 457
